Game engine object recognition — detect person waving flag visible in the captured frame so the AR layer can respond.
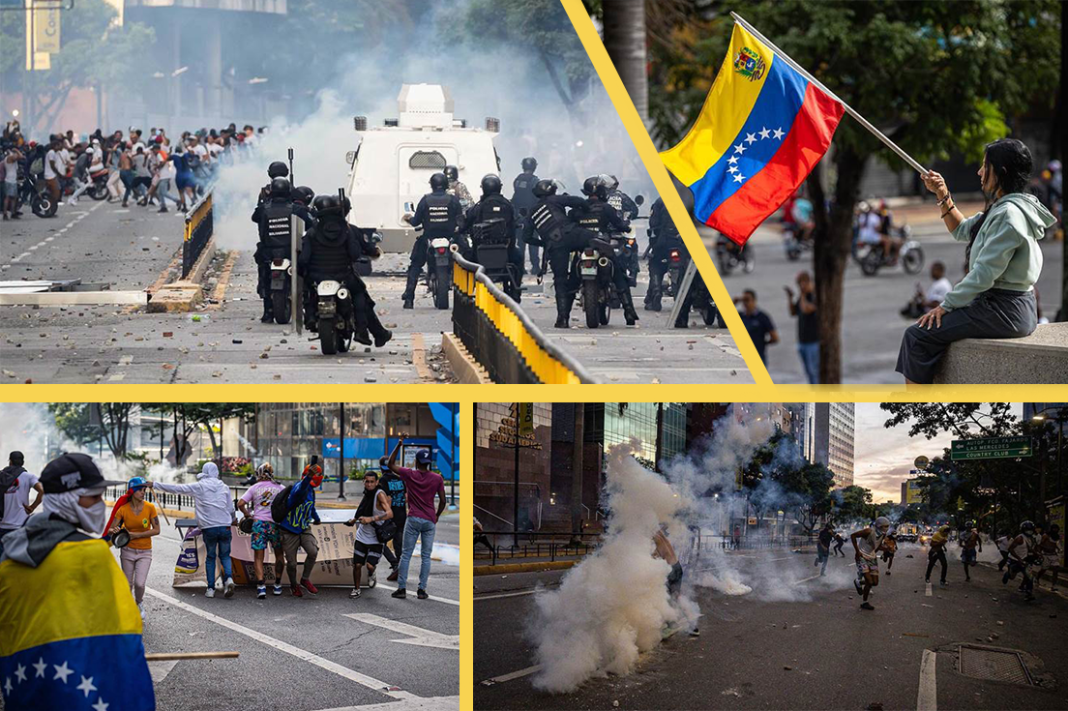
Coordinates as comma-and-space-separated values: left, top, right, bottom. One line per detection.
660, 18, 845, 246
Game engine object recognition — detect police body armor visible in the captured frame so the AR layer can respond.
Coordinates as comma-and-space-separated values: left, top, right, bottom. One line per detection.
262, 201, 294, 251
307, 222, 354, 282
423, 193, 457, 239
473, 218, 509, 246
570, 201, 611, 234
530, 200, 567, 244
512, 174, 538, 216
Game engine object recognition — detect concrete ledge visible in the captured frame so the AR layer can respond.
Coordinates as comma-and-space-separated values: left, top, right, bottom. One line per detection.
184, 237, 216, 287
934, 323, 1068, 384
473, 560, 578, 576
147, 281, 204, 313
442, 331, 492, 384
0, 291, 148, 306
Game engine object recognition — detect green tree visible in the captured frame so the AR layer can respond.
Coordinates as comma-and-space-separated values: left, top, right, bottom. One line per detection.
47, 403, 136, 460
171, 404, 256, 464
835, 484, 873, 522
880, 402, 1018, 439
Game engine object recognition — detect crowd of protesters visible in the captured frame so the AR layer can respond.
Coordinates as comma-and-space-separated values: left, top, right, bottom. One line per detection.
1, 120, 267, 219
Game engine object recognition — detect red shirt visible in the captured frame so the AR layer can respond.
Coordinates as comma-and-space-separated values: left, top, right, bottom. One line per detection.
394, 466, 444, 522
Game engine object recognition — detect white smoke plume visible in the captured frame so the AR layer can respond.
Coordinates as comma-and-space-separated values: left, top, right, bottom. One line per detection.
530, 441, 692, 694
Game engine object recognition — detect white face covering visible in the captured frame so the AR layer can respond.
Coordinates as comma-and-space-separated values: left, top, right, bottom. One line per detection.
42, 488, 107, 534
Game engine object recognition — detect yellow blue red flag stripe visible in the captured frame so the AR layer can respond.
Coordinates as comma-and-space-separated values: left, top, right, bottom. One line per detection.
660, 22, 844, 245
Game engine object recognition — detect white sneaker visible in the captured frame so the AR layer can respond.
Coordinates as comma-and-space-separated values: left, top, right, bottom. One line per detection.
138, 603, 145, 619
224, 577, 235, 598
205, 587, 216, 598
68, 198, 78, 206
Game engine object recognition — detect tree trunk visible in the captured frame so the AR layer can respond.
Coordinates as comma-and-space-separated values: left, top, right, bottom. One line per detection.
601, 0, 648, 123
1058, 0, 1067, 321
810, 147, 868, 384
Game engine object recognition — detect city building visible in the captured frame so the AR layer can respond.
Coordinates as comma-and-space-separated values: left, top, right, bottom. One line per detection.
813, 403, 855, 487
792, 403, 817, 464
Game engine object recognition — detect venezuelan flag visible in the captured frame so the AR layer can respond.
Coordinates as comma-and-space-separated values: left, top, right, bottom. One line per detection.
660, 22, 845, 245
0, 538, 155, 711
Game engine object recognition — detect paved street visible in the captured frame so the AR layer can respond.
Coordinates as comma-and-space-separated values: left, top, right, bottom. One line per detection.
108, 510, 459, 711
0, 203, 750, 384
702, 205, 1064, 384
474, 542, 1068, 711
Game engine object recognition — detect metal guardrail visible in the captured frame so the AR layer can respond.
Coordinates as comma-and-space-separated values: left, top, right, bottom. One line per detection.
182, 190, 213, 278
451, 252, 597, 384
474, 530, 604, 565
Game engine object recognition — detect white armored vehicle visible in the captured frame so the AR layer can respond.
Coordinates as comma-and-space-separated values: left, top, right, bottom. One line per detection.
345, 83, 501, 252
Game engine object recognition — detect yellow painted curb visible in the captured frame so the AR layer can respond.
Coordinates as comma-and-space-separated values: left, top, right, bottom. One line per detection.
473, 560, 577, 576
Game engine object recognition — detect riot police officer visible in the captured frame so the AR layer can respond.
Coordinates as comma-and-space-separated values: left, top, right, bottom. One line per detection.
645, 196, 688, 312
569, 176, 639, 325
521, 179, 594, 328
461, 174, 522, 297
444, 164, 473, 211
601, 174, 639, 220
251, 177, 296, 322
402, 172, 463, 309
257, 161, 289, 206
298, 194, 392, 348
512, 157, 540, 275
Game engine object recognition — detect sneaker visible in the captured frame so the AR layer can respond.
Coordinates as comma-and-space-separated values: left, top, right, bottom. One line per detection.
402, 298, 414, 310
138, 602, 145, 619
387, 569, 399, 582
940, 580, 947, 587
391, 588, 407, 599
689, 627, 700, 637
273, 583, 283, 596
300, 578, 319, 595
224, 578, 235, 598
291, 585, 303, 598
205, 587, 216, 598
158, 207, 169, 213
860, 602, 875, 610
853, 579, 863, 596
368, 570, 377, 588
350, 587, 361, 599
257, 585, 267, 600
887, 570, 891, 576
417, 589, 428, 600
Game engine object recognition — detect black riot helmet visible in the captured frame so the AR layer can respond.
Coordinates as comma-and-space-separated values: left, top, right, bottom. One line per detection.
480, 174, 503, 196
268, 161, 289, 179
270, 177, 291, 198
521, 157, 537, 172
532, 178, 557, 198
429, 172, 449, 192
313, 194, 342, 216
444, 165, 459, 182
294, 186, 314, 205
582, 175, 607, 200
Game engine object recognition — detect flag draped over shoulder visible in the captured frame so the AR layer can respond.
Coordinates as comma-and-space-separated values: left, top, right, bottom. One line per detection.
0, 537, 155, 711
660, 22, 845, 245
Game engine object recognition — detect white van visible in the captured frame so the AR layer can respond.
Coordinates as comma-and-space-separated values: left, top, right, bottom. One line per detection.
345, 83, 501, 253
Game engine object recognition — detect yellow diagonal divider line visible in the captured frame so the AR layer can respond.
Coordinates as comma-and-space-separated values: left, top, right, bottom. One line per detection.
558, 0, 773, 386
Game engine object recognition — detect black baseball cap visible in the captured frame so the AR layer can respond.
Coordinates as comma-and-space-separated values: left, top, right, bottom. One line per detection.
39, 453, 124, 494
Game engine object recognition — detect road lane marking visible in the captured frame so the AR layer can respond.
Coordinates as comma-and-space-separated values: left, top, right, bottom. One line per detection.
374, 583, 459, 607
313, 697, 459, 711
792, 574, 822, 585
917, 650, 937, 711
480, 665, 541, 686
144, 587, 409, 700
342, 613, 458, 650
925, 583, 932, 597
475, 590, 538, 601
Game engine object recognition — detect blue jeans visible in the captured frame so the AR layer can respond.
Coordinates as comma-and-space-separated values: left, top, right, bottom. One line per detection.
797, 341, 819, 384
397, 516, 436, 592
201, 526, 233, 588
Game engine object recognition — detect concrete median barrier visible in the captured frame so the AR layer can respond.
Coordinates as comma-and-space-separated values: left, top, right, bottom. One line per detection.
934, 323, 1068, 384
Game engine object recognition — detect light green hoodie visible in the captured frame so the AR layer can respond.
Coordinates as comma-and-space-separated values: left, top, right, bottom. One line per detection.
943, 192, 1054, 311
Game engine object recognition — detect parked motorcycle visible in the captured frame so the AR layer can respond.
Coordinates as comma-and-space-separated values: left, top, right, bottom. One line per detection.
716, 233, 755, 275
313, 279, 355, 355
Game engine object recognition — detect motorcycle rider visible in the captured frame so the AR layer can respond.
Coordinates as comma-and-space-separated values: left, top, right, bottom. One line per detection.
299, 194, 392, 348
512, 157, 541, 276
402, 172, 463, 309
461, 174, 521, 297
257, 161, 290, 206
521, 179, 596, 328
444, 164, 473, 211
645, 196, 688, 312
569, 176, 639, 326
251, 177, 299, 323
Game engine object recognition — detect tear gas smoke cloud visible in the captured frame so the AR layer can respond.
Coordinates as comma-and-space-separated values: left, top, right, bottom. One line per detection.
530, 441, 694, 694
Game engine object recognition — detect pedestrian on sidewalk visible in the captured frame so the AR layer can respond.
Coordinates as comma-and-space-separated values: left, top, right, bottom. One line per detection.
925, 525, 950, 586
851, 517, 889, 610
345, 470, 393, 599
0, 451, 43, 558
815, 522, 833, 576
785, 271, 819, 384
275, 459, 323, 597
960, 521, 982, 582
107, 476, 159, 617
733, 290, 778, 366
237, 463, 286, 599
376, 457, 407, 581
150, 462, 236, 599
387, 439, 447, 600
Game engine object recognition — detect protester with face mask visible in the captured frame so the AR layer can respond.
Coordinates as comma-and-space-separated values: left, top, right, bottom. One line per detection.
277, 459, 323, 597
149, 461, 236, 599
344, 470, 393, 599
851, 516, 890, 610
925, 524, 952, 587
107, 477, 160, 617
1006, 520, 1041, 600
0, 453, 156, 710
237, 463, 286, 599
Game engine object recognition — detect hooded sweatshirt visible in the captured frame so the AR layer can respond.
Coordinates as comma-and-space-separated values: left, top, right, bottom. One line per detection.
153, 462, 234, 530
943, 192, 1054, 311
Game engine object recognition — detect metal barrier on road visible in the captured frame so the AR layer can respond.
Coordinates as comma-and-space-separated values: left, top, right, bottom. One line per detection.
182, 190, 213, 278
451, 253, 597, 384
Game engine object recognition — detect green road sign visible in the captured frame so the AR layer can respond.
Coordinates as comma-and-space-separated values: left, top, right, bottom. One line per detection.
950, 436, 1033, 461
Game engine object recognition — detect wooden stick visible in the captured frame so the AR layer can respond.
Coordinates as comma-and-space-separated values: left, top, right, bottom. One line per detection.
144, 652, 240, 661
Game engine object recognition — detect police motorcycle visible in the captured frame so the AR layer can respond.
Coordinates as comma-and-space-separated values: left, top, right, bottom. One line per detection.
471, 217, 522, 302
421, 228, 459, 310
573, 225, 630, 329
313, 277, 356, 355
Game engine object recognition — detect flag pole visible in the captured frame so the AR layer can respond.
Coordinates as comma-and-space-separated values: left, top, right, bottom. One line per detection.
730, 12, 928, 175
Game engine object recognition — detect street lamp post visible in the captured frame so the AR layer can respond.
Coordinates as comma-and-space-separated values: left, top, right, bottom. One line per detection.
338, 403, 346, 502
1031, 405, 1067, 504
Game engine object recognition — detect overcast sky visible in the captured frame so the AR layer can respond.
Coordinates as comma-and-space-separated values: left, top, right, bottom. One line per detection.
851, 403, 1023, 503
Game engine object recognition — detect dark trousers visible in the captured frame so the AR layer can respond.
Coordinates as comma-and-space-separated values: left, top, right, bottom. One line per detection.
545, 229, 593, 319
926, 548, 947, 583
381, 508, 406, 569
403, 236, 430, 300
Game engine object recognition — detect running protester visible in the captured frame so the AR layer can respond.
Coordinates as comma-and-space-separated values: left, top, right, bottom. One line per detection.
851, 517, 890, 610
1005, 520, 1040, 600
960, 521, 982, 582
150, 462, 236, 598
1034, 523, 1061, 593
881, 530, 898, 576
345, 470, 393, 599
925, 525, 951, 586
0, 451, 43, 558
995, 529, 1013, 571
833, 532, 846, 556
815, 523, 834, 576
387, 438, 447, 600
654, 526, 698, 636
108, 477, 159, 617
376, 456, 407, 581
277, 460, 323, 597
237, 463, 285, 599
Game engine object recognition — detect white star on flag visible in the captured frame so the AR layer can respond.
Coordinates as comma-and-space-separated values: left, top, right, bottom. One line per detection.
772, 127, 785, 140
728, 166, 738, 174
728, 155, 738, 165
733, 174, 745, 183
77, 676, 97, 698
92, 699, 110, 711
759, 127, 771, 139
14, 665, 26, 683
53, 661, 73, 684
733, 142, 746, 155
3, 677, 12, 696
32, 658, 47, 678
745, 132, 757, 145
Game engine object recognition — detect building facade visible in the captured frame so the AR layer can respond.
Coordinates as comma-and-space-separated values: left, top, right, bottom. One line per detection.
813, 403, 855, 487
